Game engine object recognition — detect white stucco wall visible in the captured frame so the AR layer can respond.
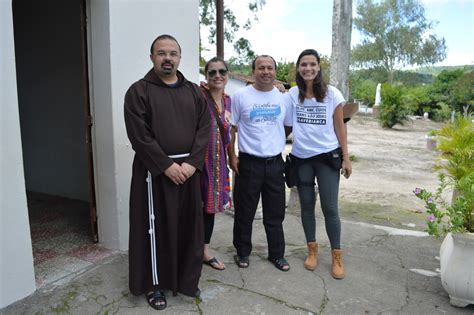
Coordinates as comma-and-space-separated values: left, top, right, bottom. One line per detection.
226, 77, 248, 96
0, 0, 36, 308
89, 0, 200, 250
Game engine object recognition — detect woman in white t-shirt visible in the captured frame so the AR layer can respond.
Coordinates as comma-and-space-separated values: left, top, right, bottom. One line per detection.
286, 49, 352, 279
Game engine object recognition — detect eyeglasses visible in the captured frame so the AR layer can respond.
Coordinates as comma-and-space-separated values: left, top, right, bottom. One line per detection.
207, 69, 228, 77
154, 51, 180, 58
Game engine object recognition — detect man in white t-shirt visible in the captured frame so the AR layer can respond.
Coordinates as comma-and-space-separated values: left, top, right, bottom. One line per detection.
228, 55, 291, 271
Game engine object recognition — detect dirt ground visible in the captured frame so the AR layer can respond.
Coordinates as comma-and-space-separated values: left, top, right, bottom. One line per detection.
336, 114, 444, 231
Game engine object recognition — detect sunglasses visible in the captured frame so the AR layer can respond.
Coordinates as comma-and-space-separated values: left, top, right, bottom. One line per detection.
207, 69, 228, 77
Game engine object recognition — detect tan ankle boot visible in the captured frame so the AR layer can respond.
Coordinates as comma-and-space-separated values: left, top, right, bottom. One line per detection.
331, 249, 345, 279
304, 242, 318, 270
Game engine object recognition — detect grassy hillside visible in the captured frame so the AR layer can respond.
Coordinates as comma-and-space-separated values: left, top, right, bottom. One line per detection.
416, 65, 474, 76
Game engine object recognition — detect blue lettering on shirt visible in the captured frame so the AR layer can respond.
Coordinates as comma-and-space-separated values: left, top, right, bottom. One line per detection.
249, 104, 281, 124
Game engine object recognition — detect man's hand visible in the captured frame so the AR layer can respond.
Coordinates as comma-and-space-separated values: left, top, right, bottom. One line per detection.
228, 126, 239, 174
164, 163, 187, 185
181, 162, 196, 179
229, 154, 239, 175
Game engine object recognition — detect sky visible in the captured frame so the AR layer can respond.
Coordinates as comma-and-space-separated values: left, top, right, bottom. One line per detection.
200, 0, 474, 67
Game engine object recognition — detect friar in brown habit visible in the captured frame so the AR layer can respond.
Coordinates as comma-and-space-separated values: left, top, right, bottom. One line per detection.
124, 34, 211, 310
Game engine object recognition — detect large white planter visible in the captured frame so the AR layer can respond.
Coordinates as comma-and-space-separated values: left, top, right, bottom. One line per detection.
439, 232, 474, 307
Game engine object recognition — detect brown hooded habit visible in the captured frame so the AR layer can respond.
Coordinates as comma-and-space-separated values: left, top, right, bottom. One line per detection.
124, 69, 211, 297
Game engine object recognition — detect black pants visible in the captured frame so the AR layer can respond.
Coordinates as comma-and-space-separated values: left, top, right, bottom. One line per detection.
232, 153, 286, 259
204, 212, 214, 244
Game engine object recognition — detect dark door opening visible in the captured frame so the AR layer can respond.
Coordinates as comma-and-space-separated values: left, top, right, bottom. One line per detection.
13, 0, 98, 286
79, 0, 98, 242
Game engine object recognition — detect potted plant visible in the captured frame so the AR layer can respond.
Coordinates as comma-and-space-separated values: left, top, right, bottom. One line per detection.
414, 115, 474, 307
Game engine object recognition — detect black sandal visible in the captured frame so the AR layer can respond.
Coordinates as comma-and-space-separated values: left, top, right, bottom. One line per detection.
204, 257, 225, 270
147, 290, 167, 310
268, 257, 290, 271
233, 255, 249, 268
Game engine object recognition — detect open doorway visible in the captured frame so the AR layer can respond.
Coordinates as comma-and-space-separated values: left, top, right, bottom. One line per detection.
12, 0, 102, 288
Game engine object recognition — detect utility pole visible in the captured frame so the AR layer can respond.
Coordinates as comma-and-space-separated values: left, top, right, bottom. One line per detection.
216, 0, 224, 58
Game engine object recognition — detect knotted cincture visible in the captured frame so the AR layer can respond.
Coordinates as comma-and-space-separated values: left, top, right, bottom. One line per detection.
146, 153, 190, 285
147, 171, 159, 285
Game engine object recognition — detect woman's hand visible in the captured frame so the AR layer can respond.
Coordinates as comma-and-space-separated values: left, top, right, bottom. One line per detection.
274, 83, 286, 93
341, 158, 352, 179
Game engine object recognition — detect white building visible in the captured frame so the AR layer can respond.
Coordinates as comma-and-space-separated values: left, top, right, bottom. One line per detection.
1, 0, 200, 308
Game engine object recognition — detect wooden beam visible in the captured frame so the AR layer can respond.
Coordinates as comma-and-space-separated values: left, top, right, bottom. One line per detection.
216, 0, 224, 58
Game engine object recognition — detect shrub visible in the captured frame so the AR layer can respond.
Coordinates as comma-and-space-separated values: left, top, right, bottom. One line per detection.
378, 84, 411, 128
435, 115, 474, 182
414, 115, 474, 236
351, 79, 377, 106
403, 85, 432, 115
431, 102, 452, 122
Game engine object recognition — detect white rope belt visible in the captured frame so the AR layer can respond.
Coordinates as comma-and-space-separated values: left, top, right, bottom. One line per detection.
168, 153, 190, 159
147, 152, 190, 285
147, 171, 159, 285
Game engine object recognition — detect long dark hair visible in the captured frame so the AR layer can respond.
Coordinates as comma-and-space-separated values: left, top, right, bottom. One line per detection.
295, 49, 327, 104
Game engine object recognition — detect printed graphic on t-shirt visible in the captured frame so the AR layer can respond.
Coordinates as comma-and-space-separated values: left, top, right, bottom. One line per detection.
249, 103, 281, 125
296, 104, 326, 125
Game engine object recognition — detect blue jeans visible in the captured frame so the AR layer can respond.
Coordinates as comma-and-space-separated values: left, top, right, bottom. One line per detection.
297, 156, 341, 249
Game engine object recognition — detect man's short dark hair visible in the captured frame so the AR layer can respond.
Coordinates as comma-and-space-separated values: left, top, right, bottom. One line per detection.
150, 34, 182, 54
252, 55, 277, 71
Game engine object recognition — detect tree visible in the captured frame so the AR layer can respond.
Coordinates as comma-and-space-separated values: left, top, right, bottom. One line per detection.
403, 85, 431, 114
199, 0, 266, 60
330, 0, 353, 100
352, 0, 447, 83
227, 57, 252, 75
232, 38, 256, 66
319, 54, 332, 84
430, 69, 464, 113
452, 71, 474, 115
276, 61, 295, 83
